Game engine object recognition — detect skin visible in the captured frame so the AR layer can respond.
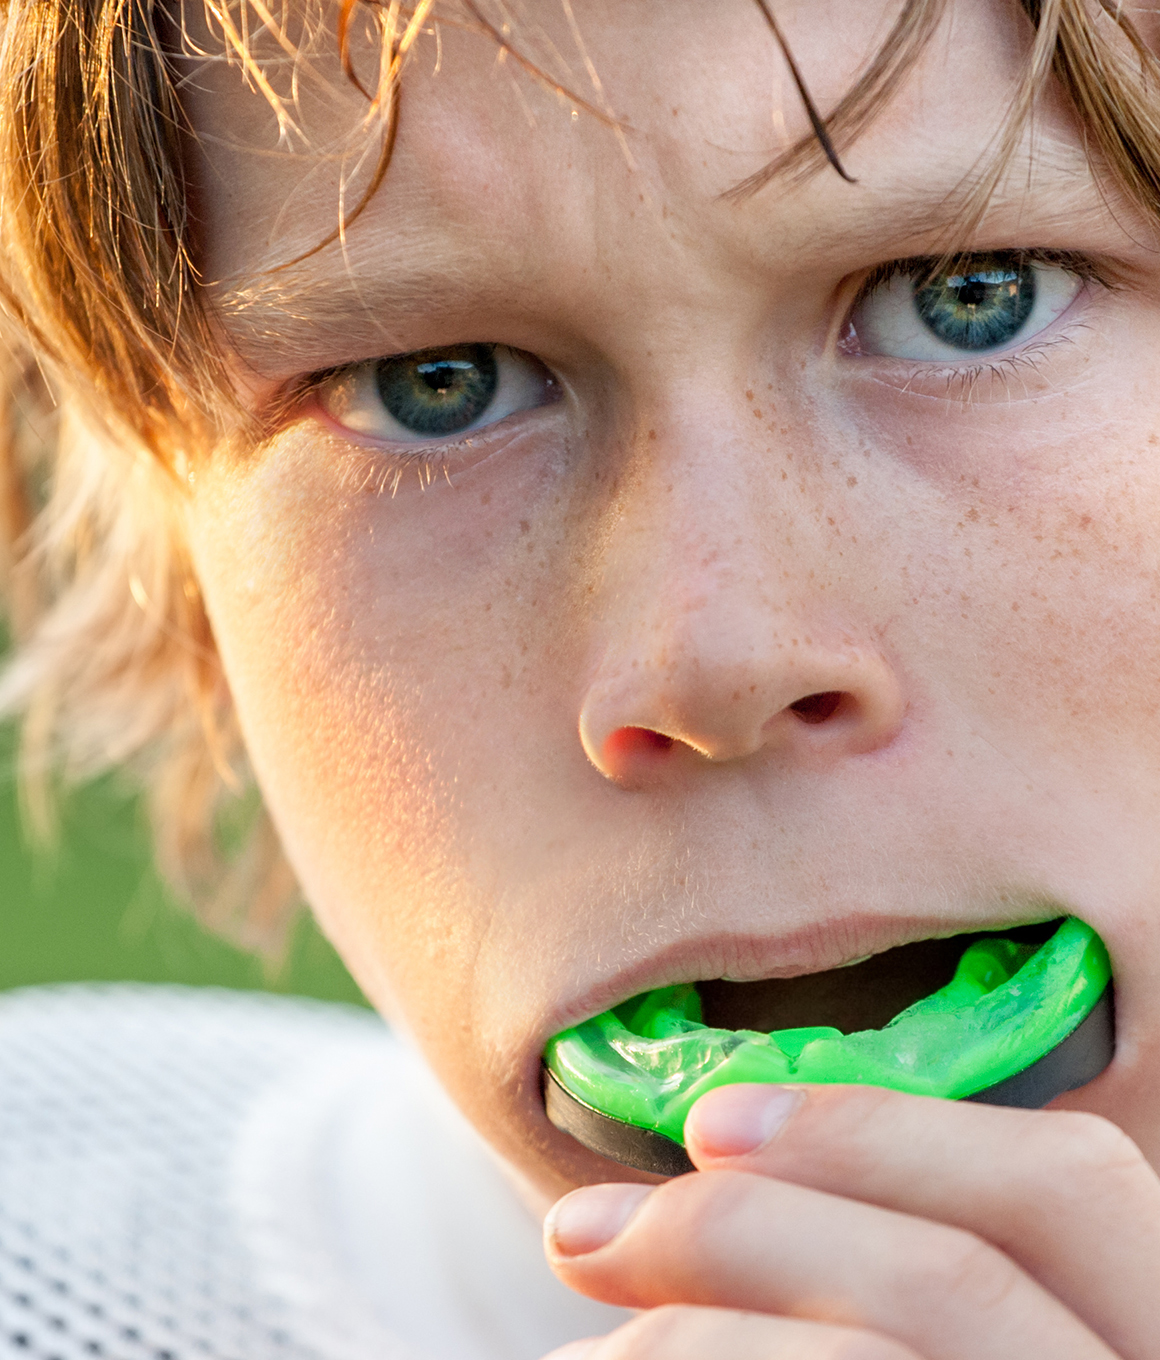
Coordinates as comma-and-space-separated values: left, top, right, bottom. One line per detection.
179, 0, 1160, 1353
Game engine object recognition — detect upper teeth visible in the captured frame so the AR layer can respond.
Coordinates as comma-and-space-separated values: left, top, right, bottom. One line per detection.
719, 952, 875, 983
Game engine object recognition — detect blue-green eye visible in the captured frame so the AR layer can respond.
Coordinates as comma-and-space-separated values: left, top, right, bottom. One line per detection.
853, 253, 1082, 361
319, 343, 557, 443
376, 344, 498, 436
914, 260, 1035, 351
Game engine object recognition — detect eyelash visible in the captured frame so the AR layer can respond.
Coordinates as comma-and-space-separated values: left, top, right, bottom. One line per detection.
854, 247, 1110, 298
336, 435, 468, 498
892, 326, 1091, 404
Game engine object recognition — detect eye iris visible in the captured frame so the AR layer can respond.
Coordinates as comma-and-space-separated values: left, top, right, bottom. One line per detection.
913, 257, 1036, 352
376, 344, 499, 435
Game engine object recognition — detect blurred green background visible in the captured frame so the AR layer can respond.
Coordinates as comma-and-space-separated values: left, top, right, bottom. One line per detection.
0, 723, 367, 1005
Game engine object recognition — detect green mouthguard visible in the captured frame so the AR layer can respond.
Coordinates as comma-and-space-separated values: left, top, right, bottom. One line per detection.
545, 918, 1111, 1149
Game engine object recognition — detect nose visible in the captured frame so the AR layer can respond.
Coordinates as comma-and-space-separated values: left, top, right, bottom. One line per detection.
580, 632, 904, 785
577, 445, 905, 788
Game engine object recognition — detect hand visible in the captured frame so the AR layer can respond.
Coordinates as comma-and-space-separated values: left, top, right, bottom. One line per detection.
542, 1084, 1160, 1359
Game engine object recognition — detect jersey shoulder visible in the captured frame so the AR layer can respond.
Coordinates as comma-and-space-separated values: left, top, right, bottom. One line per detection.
0, 984, 405, 1360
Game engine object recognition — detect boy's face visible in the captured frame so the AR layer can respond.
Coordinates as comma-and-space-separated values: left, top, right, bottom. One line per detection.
184, 0, 1160, 1195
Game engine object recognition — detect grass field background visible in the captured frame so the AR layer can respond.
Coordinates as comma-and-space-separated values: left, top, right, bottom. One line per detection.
0, 724, 367, 1005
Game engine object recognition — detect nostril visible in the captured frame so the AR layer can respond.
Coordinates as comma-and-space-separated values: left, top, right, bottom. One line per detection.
788, 691, 844, 725
603, 726, 675, 760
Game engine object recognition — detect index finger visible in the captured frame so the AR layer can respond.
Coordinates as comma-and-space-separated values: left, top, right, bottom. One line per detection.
684, 1083, 1160, 1360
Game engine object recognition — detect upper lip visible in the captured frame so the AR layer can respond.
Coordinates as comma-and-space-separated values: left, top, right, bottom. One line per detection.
537, 906, 1063, 1049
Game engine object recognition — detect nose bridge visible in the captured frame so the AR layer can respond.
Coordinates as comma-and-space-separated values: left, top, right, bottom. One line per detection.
591, 461, 823, 734
614, 487, 797, 693
578, 419, 904, 778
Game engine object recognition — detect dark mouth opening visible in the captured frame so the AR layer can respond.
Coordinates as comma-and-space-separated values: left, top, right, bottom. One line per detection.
697, 919, 1062, 1035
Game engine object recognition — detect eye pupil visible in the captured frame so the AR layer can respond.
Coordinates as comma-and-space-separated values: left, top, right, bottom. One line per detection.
416, 358, 475, 394
954, 278, 988, 308
377, 344, 499, 435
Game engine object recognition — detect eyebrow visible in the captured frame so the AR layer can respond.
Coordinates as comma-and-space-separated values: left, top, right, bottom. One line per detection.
212, 238, 496, 373
213, 131, 1115, 376
804, 131, 1111, 257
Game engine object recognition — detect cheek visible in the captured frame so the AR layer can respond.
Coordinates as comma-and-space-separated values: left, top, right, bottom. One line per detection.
1012, 505, 1160, 761
852, 382, 1160, 771
185, 426, 605, 1027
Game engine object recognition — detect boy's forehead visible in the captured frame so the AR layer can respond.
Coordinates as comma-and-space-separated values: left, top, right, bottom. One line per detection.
183, 0, 1104, 370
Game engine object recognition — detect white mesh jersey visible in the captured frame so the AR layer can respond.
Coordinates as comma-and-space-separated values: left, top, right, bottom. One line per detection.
0, 985, 630, 1360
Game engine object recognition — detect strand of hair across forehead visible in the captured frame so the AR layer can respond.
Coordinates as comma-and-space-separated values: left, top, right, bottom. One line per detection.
750, 0, 854, 183
253, 0, 923, 268
271, 0, 425, 266
729, 0, 1160, 236
944, 0, 1160, 248
724, 0, 948, 200
1049, 0, 1160, 222
276, 0, 616, 271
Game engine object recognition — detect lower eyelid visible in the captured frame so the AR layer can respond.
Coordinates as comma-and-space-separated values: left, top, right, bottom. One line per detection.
307, 382, 560, 469
863, 328, 1090, 402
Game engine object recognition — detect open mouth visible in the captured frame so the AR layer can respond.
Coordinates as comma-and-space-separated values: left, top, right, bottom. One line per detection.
697, 920, 1059, 1034
544, 918, 1113, 1176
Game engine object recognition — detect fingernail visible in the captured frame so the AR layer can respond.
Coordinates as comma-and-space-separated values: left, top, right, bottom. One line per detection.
685, 1084, 804, 1157
545, 1183, 653, 1257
